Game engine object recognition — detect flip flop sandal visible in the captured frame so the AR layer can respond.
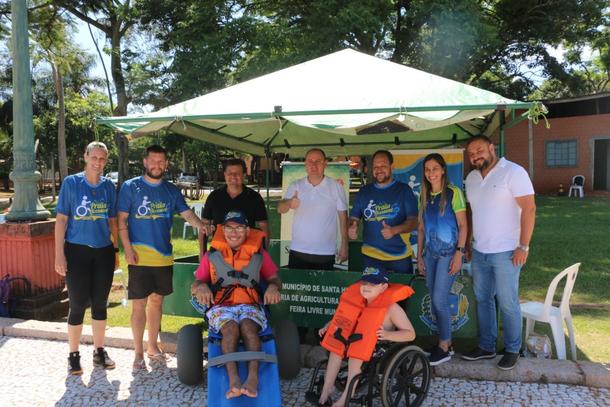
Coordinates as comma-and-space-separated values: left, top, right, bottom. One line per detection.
147, 352, 171, 362
132, 358, 146, 370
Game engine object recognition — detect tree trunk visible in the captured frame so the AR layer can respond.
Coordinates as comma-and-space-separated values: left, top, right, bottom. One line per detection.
110, 18, 130, 186
51, 154, 56, 201
52, 62, 68, 181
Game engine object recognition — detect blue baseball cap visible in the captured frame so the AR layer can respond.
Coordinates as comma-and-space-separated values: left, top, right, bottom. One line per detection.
361, 266, 389, 284
223, 210, 249, 226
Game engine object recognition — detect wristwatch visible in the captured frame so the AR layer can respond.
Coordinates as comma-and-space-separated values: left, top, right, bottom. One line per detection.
114, 247, 120, 253
456, 247, 466, 254
517, 244, 529, 252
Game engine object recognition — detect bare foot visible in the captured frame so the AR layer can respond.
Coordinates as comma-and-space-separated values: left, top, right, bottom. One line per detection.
332, 395, 346, 407
319, 385, 336, 405
146, 344, 163, 356
226, 385, 242, 399
241, 376, 258, 398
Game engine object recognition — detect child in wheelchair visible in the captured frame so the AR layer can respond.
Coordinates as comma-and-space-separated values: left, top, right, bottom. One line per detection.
316, 267, 415, 407
190, 210, 281, 400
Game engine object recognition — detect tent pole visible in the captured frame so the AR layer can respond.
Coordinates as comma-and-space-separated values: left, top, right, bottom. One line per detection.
264, 148, 271, 213
499, 112, 506, 158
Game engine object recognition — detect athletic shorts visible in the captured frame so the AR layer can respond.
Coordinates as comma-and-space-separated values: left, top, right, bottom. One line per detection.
127, 265, 173, 299
206, 304, 267, 333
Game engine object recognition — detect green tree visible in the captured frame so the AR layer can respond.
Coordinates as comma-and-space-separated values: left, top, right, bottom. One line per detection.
54, 0, 140, 184
29, 3, 83, 180
139, 0, 607, 101
533, 16, 610, 99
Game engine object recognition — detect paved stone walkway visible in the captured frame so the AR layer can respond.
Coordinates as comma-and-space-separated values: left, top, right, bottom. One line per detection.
1, 336, 608, 406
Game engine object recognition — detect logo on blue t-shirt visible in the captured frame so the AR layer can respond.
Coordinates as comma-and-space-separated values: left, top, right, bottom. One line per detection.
134, 195, 171, 219
73, 194, 109, 221
363, 199, 400, 222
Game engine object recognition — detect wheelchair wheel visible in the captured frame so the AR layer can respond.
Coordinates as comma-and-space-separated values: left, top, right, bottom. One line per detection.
177, 324, 204, 385
380, 345, 431, 407
272, 319, 301, 380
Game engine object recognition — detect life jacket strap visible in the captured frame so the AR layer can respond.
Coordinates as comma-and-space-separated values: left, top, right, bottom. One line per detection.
333, 327, 364, 359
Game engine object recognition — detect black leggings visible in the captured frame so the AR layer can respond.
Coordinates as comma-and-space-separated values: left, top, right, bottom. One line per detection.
64, 242, 115, 325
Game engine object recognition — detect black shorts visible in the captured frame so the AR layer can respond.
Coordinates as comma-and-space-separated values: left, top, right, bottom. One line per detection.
128, 265, 173, 299
288, 250, 335, 271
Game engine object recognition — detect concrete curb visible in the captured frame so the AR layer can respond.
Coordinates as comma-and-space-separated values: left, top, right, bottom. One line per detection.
0, 317, 177, 354
1, 317, 608, 388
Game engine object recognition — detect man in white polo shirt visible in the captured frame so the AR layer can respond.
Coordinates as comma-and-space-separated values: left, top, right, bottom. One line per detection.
278, 148, 348, 270
462, 135, 536, 370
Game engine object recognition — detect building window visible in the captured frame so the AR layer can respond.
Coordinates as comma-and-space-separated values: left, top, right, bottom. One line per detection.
546, 140, 578, 167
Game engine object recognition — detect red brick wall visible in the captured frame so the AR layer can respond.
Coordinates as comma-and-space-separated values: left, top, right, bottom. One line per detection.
499, 113, 610, 194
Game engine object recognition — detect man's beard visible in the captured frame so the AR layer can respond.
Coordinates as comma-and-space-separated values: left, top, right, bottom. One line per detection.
474, 157, 491, 171
375, 173, 391, 184
146, 169, 163, 180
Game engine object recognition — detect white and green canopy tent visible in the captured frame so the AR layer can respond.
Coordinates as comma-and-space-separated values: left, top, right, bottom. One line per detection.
97, 49, 535, 157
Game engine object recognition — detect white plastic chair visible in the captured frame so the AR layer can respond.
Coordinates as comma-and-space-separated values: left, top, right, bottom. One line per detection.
568, 175, 585, 198
182, 203, 204, 238
520, 263, 580, 360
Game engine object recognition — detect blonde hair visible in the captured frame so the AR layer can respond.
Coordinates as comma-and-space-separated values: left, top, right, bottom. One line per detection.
85, 141, 108, 156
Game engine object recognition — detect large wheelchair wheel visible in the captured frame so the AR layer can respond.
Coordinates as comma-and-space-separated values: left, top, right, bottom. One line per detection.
380, 345, 431, 407
272, 319, 301, 380
177, 323, 204, 385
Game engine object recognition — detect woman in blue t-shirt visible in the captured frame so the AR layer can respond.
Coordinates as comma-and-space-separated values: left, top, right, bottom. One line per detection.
416, 153, 468, 366
54, 141, 119, 375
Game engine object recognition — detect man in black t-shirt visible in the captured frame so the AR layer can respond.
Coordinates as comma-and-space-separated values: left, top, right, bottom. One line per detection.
202, 158, 269, 243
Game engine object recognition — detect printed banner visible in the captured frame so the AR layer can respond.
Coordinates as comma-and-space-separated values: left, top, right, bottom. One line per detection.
279, 162, 351, 268
391, 149, 464, 196
270, 269, 413, 328
269, 268, 477, 338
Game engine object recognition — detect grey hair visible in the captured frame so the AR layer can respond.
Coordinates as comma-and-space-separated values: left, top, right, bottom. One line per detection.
85, 141, 108, 155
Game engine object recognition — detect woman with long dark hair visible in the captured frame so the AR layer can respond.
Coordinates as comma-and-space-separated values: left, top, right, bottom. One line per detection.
416, 153, 467, 366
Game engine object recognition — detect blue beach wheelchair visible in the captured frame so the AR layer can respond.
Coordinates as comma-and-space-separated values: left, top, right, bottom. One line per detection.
176, 295, 300, 407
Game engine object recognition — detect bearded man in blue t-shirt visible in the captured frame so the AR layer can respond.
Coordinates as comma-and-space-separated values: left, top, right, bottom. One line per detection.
118, 145, 206, 370
349, 150, 418, 274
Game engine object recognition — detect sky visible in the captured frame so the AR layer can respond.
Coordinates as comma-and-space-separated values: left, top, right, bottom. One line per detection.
74, 21, 111, 86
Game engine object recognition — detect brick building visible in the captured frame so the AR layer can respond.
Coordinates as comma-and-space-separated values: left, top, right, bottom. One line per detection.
497, 92, 610, 195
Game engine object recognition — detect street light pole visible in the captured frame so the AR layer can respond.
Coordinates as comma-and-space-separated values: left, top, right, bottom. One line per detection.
7, 0, 50, 221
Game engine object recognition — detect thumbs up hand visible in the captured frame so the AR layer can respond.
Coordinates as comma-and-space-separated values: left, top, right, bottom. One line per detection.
289, 190, 300, 209
380, 220, 394, 240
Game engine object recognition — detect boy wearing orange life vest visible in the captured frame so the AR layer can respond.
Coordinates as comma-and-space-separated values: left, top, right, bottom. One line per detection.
191, 211, 281, 400
317, 267, 415, 407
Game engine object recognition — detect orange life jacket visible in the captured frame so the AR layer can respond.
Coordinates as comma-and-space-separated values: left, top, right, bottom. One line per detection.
209, 225, 265, 306
321, 282, 414, 361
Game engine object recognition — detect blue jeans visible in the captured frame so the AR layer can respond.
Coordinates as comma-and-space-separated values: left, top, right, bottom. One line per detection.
471, 249, 522, 353
424, 253, 457, 342
362, 254, 413, 274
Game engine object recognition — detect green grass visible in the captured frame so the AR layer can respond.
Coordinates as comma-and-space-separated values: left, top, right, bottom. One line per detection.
522, 196, 610, 305
5, 193, 610, 362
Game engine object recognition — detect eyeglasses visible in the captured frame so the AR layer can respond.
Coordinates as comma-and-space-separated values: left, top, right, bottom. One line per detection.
224, 225, 247, 233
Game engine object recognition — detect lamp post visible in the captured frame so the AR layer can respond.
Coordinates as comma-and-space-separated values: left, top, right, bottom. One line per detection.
6, 0, 50, 221
0, 2, 65, 320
